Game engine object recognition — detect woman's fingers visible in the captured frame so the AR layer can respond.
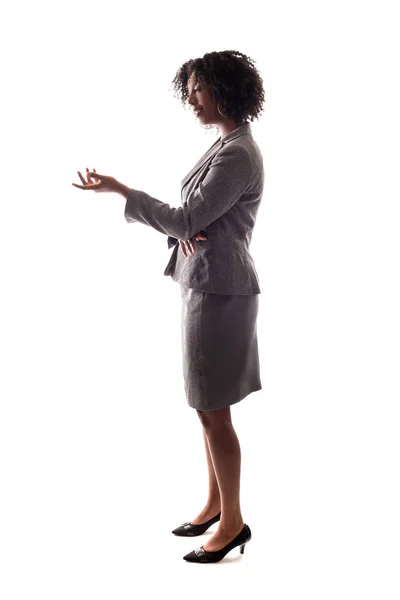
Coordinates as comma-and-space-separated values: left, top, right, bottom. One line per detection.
86, 167, 94, 183
77, 168, 98, 185
179, 240, 193, 257
179, 234, 207, 257
75, 168, 100, 187
72, 168, 120, 192
179, 240, 187, 257
77, 171, 87, 185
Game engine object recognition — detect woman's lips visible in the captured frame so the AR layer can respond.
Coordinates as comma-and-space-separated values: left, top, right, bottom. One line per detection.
194, 108, 204, 115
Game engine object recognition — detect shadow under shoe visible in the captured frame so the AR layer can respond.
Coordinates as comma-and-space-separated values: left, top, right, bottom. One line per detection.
171, 512, 221, 537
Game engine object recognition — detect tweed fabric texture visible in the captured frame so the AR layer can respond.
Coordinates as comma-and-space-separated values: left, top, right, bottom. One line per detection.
180, 285, 261, 411
124, 123, 264, 295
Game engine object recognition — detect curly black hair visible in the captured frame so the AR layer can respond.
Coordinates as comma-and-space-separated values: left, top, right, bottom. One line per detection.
170, 50, 265, 126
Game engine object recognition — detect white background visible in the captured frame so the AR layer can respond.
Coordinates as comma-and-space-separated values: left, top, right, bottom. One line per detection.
1, 0, 399, 598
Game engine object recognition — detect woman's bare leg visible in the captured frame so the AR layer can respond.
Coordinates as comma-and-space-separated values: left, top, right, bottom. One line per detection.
190, 427, 222, 524
196, 406, 245, 552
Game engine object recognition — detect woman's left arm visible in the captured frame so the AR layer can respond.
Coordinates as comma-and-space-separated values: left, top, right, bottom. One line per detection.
72, 145, 252, 240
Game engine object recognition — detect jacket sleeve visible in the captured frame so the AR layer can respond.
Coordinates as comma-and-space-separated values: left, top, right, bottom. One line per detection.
124, 144, 253, 241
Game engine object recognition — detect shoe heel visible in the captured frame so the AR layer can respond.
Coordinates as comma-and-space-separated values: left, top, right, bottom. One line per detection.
240, 529, 251, 554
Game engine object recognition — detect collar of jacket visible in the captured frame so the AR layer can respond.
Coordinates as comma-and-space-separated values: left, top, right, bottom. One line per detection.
180, 122, 252, 191
219, 121, 252, 144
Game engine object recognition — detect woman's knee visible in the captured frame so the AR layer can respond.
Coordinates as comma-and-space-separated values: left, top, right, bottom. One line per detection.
196, 406, 232, 429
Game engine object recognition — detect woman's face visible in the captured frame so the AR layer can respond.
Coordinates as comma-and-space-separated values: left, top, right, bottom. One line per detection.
186, 71, 221, 125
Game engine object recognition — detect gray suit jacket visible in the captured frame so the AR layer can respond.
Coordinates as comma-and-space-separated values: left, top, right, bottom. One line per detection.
124, 122, 264, 295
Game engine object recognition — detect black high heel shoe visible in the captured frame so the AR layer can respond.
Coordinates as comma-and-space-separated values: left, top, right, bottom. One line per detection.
183, 524, 252, 563
171, 512, 221, 536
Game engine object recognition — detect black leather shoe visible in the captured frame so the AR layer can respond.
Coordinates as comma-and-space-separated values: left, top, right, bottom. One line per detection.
183, 524, 251, 563
172, 512, 221, 537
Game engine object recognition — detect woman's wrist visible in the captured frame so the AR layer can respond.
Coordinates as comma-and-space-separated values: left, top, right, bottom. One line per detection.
115, 181, 130, 199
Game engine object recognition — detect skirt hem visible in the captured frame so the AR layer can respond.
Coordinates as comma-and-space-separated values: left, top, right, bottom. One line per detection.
187, 384, 262, 412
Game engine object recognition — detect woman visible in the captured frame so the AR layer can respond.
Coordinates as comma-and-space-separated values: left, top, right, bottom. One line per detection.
72, 50, 265, 563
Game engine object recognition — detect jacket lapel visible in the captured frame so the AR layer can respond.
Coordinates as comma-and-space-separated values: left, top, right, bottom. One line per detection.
180, 139, 223, 190
180, 123, 252, 191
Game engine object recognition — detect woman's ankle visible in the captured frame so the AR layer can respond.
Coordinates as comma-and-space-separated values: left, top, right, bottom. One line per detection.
205, 499, 221, 512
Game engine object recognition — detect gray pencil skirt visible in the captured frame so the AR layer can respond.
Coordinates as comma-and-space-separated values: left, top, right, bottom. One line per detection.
180, 285, 262, 411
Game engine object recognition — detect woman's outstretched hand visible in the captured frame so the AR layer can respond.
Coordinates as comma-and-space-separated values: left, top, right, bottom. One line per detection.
179, 233, 208, 257
72, 167, 129, 196
73, 168, 205, 251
